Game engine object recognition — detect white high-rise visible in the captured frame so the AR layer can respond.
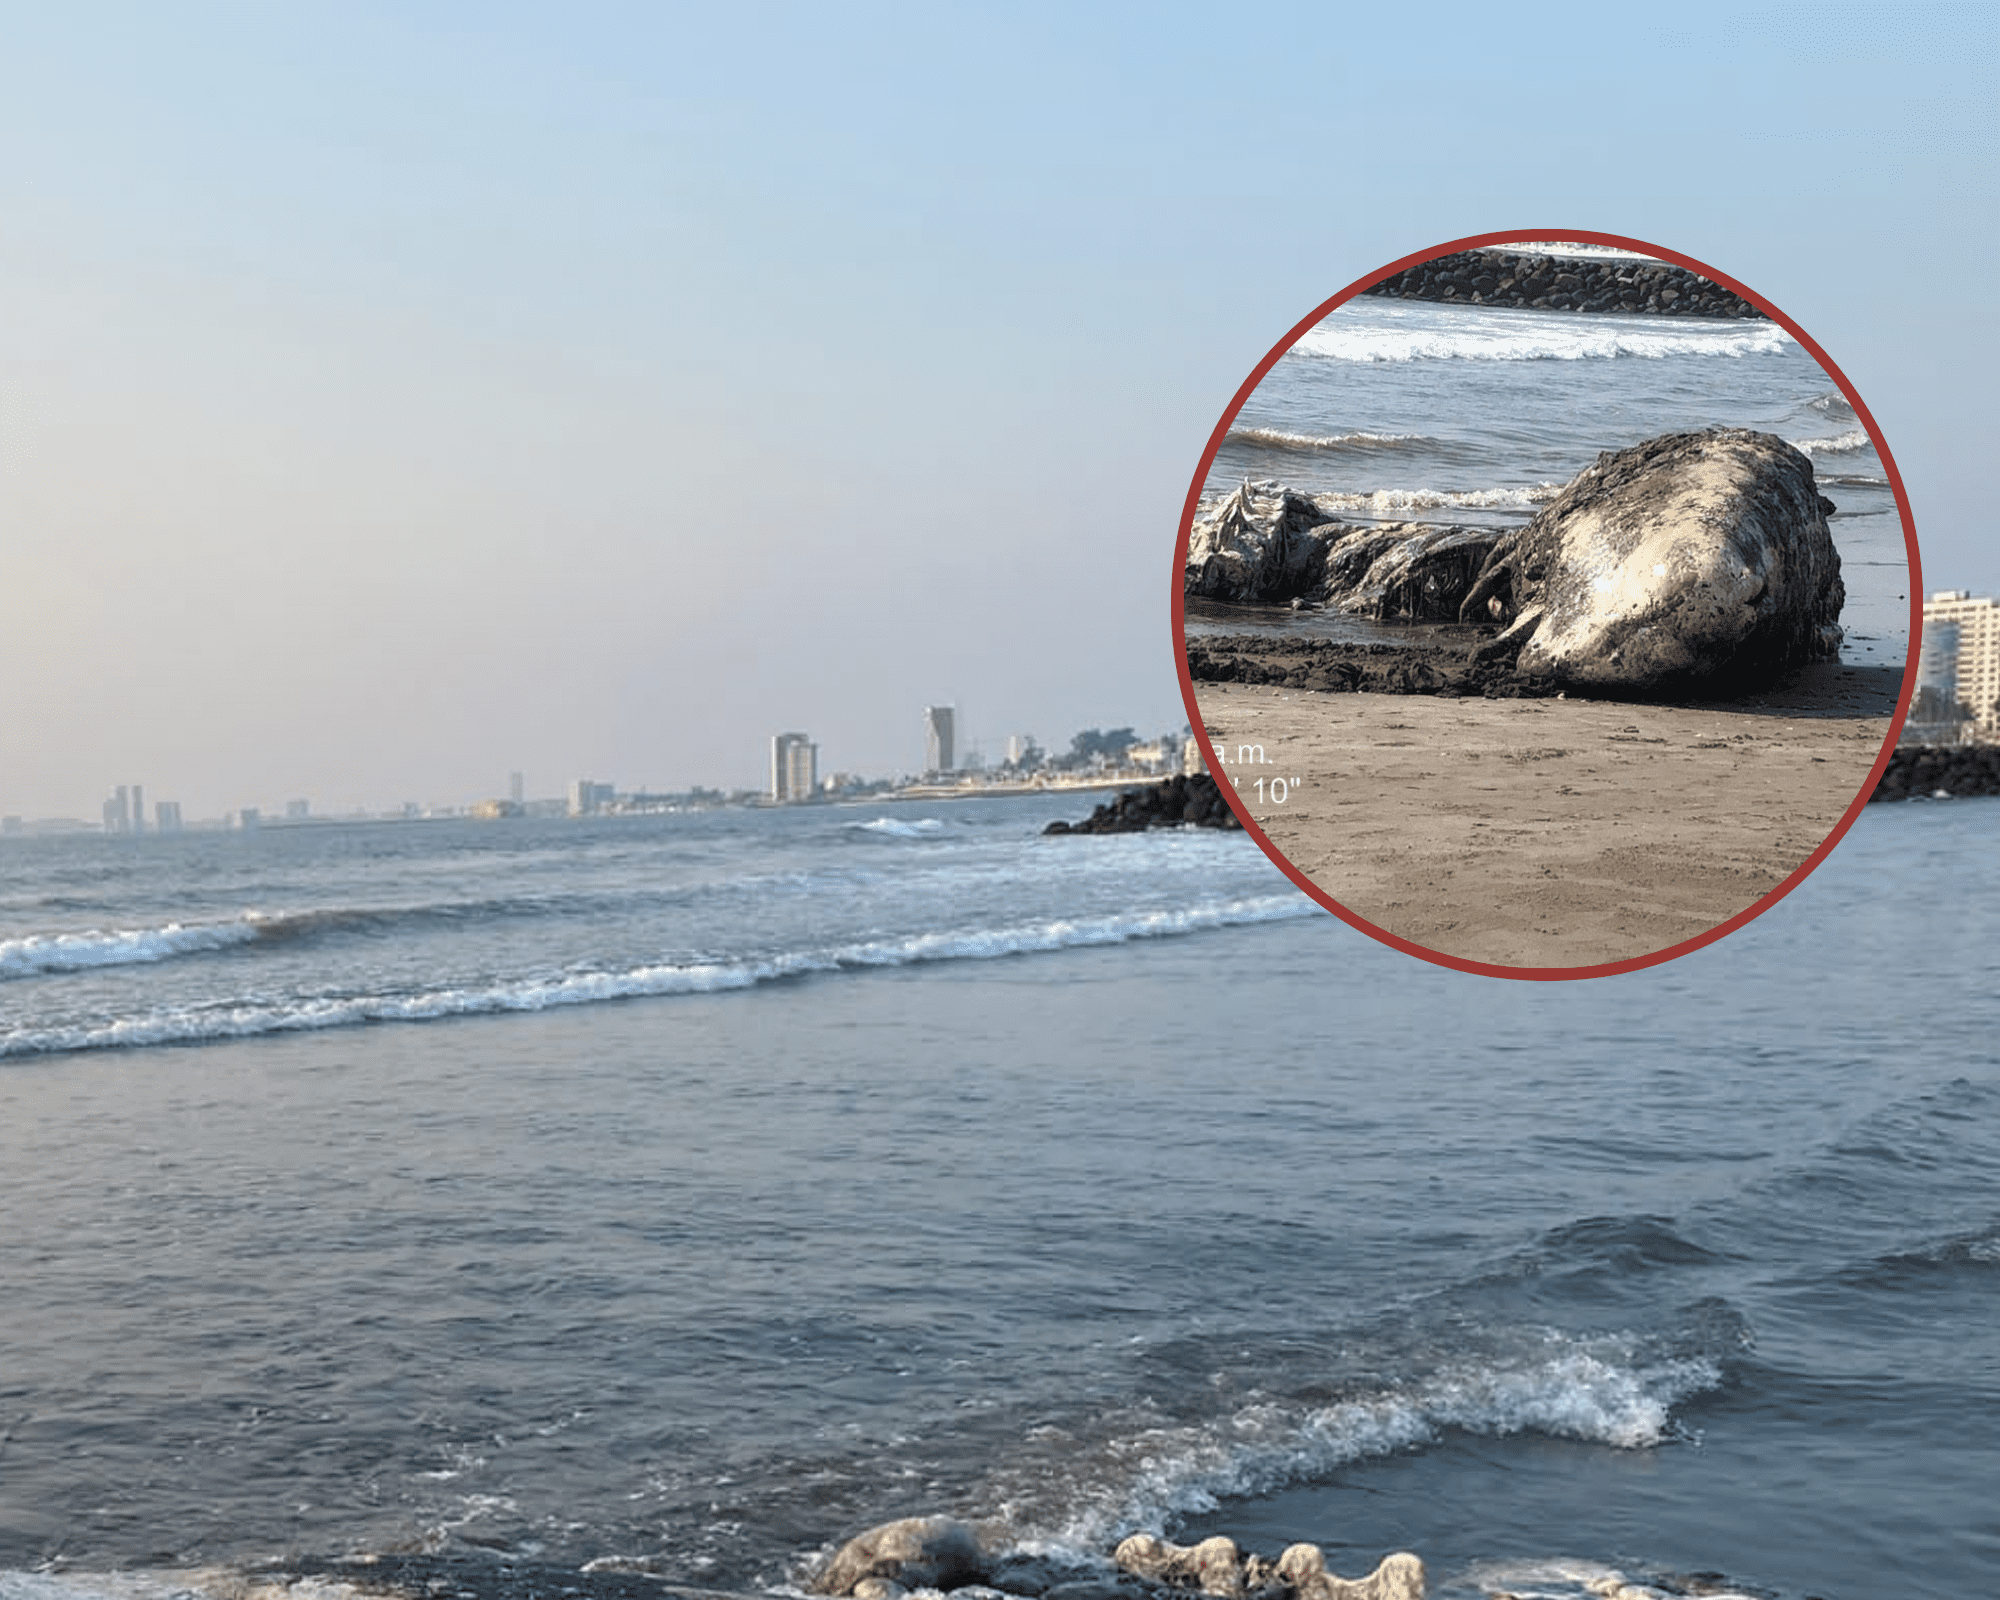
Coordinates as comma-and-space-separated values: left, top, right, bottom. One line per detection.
1918, 590, 2000, 739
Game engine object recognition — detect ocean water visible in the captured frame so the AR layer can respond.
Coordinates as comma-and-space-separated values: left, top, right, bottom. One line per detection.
1188, 284, 1912, 674
1, 797, 1994, 1600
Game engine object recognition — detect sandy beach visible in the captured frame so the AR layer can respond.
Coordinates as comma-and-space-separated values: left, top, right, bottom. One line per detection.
1191, 657, 1900, 971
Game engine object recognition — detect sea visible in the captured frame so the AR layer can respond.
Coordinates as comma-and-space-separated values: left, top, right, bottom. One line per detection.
1, 793, 1993, 1600
1185, 254, 1912, 672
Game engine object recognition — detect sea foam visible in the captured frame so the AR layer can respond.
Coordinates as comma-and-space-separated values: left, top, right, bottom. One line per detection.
0, 896, 1318, 1057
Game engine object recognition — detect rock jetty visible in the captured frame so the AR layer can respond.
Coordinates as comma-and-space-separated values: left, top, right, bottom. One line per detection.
1044, 773, 1241, 834
1871, 744, 2000, 801
1460, 428, 1843, 692
1363, 248, 1760, 319
810, 1518, 1425, 1600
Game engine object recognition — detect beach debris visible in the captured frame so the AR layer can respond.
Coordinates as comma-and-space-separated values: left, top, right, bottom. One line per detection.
813, 1520, 1423, 1600
1458, 428, 1843, 692
1186, 481, 1337, 602
1183, 481, 1502, 615
1113, 1535, 1424, 1600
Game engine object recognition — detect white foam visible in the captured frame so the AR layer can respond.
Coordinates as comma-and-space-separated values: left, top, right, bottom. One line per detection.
1033, 1338, 1722, 1553
0, 896, 1319, 1057
1310, 484, 1563, 514
1229, 427, 1429, 451
0, 917, 262, 978
1793, 428, 1871, 456
1294, 313, 1792, 364
853, 816, 947, 837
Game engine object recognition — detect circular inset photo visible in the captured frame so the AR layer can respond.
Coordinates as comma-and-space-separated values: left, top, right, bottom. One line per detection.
1175, 231, 1918, 978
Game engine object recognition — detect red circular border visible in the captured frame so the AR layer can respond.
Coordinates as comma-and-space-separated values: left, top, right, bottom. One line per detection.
1171, 227, 1923, 982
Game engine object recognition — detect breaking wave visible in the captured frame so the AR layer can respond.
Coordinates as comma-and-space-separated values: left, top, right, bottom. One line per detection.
1294, 315, 1793, 364
1005, 1333, 1725, 1555
0, 918, 264, 977
852, 816, 948, 838
1227, 427, 1433, 454
0, 895, 1318, 1058
1310, 484, 1563, 515
1793, 428, 1872, 457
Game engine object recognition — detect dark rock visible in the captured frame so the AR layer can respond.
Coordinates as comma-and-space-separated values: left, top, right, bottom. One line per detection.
1872, 744, 2000, 801
1363, 247, 1761, 320
1045, 774, 1242, 834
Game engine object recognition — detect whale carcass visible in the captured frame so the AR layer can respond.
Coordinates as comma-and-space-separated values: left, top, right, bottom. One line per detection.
1458, 428, 1845, 689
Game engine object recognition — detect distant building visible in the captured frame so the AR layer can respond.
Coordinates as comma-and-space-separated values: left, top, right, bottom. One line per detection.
770, 732, 818, 803
924, 705, 956, 774
238, 807, 261, 831
102, 787, 130, 834
155, 801, 183, 833
1917, 590, 2000, 740
568, 778, 616, 816
131, 783, 145, 835
285, 799, 310, 820
509, 771, 525, 805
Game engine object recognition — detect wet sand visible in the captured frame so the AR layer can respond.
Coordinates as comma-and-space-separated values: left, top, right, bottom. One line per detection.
1190, 654, 1901, 971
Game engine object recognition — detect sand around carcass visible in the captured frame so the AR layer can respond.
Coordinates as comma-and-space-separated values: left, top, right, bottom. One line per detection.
1191, 648, 1900, 970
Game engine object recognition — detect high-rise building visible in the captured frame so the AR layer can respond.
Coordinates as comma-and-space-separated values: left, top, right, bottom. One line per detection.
1918, 591, 2000, 739
102, 787, 130, 834
770, 732, 817, 803
155, 801, 183, 833
131, 783, 145, 835
568, 778, 616, 816
924, 705, 955, 774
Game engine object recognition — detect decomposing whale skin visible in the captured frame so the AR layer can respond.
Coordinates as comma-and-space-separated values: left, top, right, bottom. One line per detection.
1458, 428, 1844, 690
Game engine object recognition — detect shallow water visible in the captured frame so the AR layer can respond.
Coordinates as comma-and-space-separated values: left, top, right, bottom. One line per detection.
1194, 294, 1911, 674
1, 797, 1993, 1600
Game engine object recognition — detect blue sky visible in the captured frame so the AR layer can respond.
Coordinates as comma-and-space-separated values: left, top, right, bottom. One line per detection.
2, 3, 1993, 816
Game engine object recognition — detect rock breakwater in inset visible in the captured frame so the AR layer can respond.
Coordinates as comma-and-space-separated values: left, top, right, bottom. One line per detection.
1364, 248, 1760, 319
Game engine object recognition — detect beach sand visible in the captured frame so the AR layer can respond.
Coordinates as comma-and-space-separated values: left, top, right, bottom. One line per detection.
1191, 658, 1901, 971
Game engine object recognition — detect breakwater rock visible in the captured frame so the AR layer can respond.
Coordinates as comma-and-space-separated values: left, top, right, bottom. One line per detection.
1044, 773, 1242, 834
1363, 248, 1761, 319
1185, 480, 1501, 614
1872, 744, 2000, 801
1460, 428, 1843, 693
809, 1519, 1425, 1600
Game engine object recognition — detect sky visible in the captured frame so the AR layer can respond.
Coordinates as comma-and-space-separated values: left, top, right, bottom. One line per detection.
2, 3, 1994, 820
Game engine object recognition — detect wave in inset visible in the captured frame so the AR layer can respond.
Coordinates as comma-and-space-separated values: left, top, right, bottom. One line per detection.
1310, 484, 1563, 515
1793, 429, 1871, 457
0, 895, 1319, 1058
1294, 316, 1793, 364
1227, 427, 1434, 455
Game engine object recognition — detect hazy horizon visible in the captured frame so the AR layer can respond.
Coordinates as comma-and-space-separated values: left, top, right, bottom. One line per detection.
4, 5, 1992, 820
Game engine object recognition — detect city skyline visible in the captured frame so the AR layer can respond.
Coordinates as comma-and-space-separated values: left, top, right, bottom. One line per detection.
1, 10, 1986, 824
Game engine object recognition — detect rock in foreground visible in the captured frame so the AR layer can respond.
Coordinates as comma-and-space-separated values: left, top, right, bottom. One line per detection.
1459, 428, 1843, 692
1043, 773, 1241, 834
811, 1520, 1423, 1600
1115, 1534, 1423, 1600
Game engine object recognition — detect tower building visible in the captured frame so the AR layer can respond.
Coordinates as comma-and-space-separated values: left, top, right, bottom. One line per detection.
924, 705, 955, 774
